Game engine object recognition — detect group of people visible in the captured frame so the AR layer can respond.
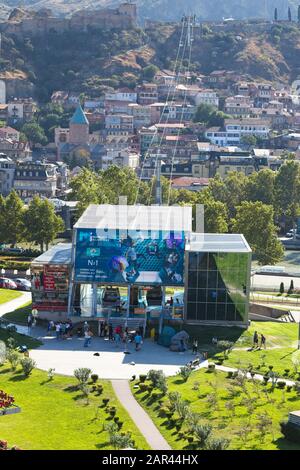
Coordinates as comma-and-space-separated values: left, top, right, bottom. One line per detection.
252, 331, 266, 349
84, 321, 144, 351
47, 320, 73, 340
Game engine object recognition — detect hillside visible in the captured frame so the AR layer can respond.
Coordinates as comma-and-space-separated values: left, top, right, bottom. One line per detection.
0, 0, 299, 22
2, 21, 300, 100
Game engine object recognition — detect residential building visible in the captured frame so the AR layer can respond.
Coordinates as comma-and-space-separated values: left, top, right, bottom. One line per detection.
128, 103, 153, 130
13, 161, 58, 199
0, 139, 32, 161
224, 95, 252, 116
0, 126, 20, 142
105, 114, 134, 136
7, 98, 36, 125
0, 155, 15, 195
105, 89, 137, 103
171, 176, 209, 192
137, 83, 158, 105
205, 119, 270, 146
101, 148, 139, 170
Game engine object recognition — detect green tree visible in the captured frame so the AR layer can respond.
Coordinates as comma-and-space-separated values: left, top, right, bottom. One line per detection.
232, 201, 284, 265
274, 160, 300, 234
21, 122, 47, 146
1, 191, 25, 246
208, 172, 247, 218
288, 7, 292, 21
298, 5, 300, 22
69, 168, 108, 216
241, 134, 257, 149
243, 169, 275, 206
193, 103, 216, 124
24, 196, 65, 251
197, 191, 228, 233
0, 194, 6, 243
274, 7, 278, 21
142, 64, 159, 81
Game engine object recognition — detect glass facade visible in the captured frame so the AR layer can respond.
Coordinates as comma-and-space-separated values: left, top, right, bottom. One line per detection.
185, 251, 250, 323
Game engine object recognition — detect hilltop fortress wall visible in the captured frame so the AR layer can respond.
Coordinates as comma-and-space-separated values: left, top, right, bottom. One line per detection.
0, 3, 137, 37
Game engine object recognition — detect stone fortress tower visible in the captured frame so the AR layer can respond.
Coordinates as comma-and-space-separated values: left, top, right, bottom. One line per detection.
69, 104, 89, 145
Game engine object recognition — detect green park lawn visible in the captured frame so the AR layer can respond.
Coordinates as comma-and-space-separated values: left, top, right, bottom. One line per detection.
1, 302, 32, 325
0, 288, 22, 304
0, 328, 42, 349
132, 368, 300, 450
214, 322, 300, 379
0, 365, 149, 450
181, 321, 300, 379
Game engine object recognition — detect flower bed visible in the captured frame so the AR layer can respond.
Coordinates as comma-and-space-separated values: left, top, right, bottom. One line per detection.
0, 390, 20, 416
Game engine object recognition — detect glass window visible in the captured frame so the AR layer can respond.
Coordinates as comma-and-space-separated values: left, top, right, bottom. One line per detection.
206, 303, 216, 320
187, 289, 197, 302
197, 303, 206, 320
187, 303, 197, 320
197, 270, 208, 288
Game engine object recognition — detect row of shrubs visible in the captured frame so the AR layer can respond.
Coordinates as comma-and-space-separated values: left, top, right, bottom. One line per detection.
0, 260, 31, 270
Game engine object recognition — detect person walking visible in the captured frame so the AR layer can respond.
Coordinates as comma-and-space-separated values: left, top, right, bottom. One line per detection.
83, 321, 89, 334
253, 331, 259, 348
84, 329, 93, 348
108, 323, 113, 341
55, 322, 61, 340
114, 331, 121, 347
192, 339, 198, 355
100, 321, 104, 337
134, 332, 142, 351
260, 334, 266, 349
47, 320, 54, 334
104, 322, 109, 338
27, 313, 33, 334
60, 322, 66, 339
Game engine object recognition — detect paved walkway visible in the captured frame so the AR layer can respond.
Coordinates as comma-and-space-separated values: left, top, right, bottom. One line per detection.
112, 379, 171, 450
0, 291, 31, 318
29, 333, 204, 379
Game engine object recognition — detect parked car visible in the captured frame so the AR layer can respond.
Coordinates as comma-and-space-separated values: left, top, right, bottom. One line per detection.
4, 247, 24, 254
0, 278, 17, 289
14, 278, 31, 291
285, 229, 297, 238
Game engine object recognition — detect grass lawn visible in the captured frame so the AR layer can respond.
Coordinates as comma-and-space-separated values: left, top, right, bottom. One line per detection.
1, 302, 32, 325
181, 321, 300, 379
0, 365, 149, 450
0, 329, 42, 349
132, 369, 300, 450
215, 322, 300, 379
0, 288, 22, 304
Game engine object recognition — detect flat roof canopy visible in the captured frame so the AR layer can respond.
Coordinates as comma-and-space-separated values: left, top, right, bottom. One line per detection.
32, 243, 72, 265
74, 204, 193, 233
188, 233, 251, 253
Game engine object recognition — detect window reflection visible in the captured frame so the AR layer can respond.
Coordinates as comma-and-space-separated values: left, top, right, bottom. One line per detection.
186, 252, 250, 323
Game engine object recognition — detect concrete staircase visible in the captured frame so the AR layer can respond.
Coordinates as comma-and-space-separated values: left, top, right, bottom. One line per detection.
71, 318, 146, 336
281, 311, 296, 322
108, 317, 145, 332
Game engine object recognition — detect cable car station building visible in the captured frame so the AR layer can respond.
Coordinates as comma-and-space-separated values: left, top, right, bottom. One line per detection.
31, 204, 251, 327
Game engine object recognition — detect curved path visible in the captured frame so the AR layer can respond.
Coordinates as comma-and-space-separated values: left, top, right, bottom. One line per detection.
0, 291, 31, 318
112, 379, 171, 450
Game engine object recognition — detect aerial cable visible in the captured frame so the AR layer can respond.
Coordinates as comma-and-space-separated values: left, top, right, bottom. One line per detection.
134, 18, 186, 205
167, 16, 195, 205
146, 20, 190, 205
